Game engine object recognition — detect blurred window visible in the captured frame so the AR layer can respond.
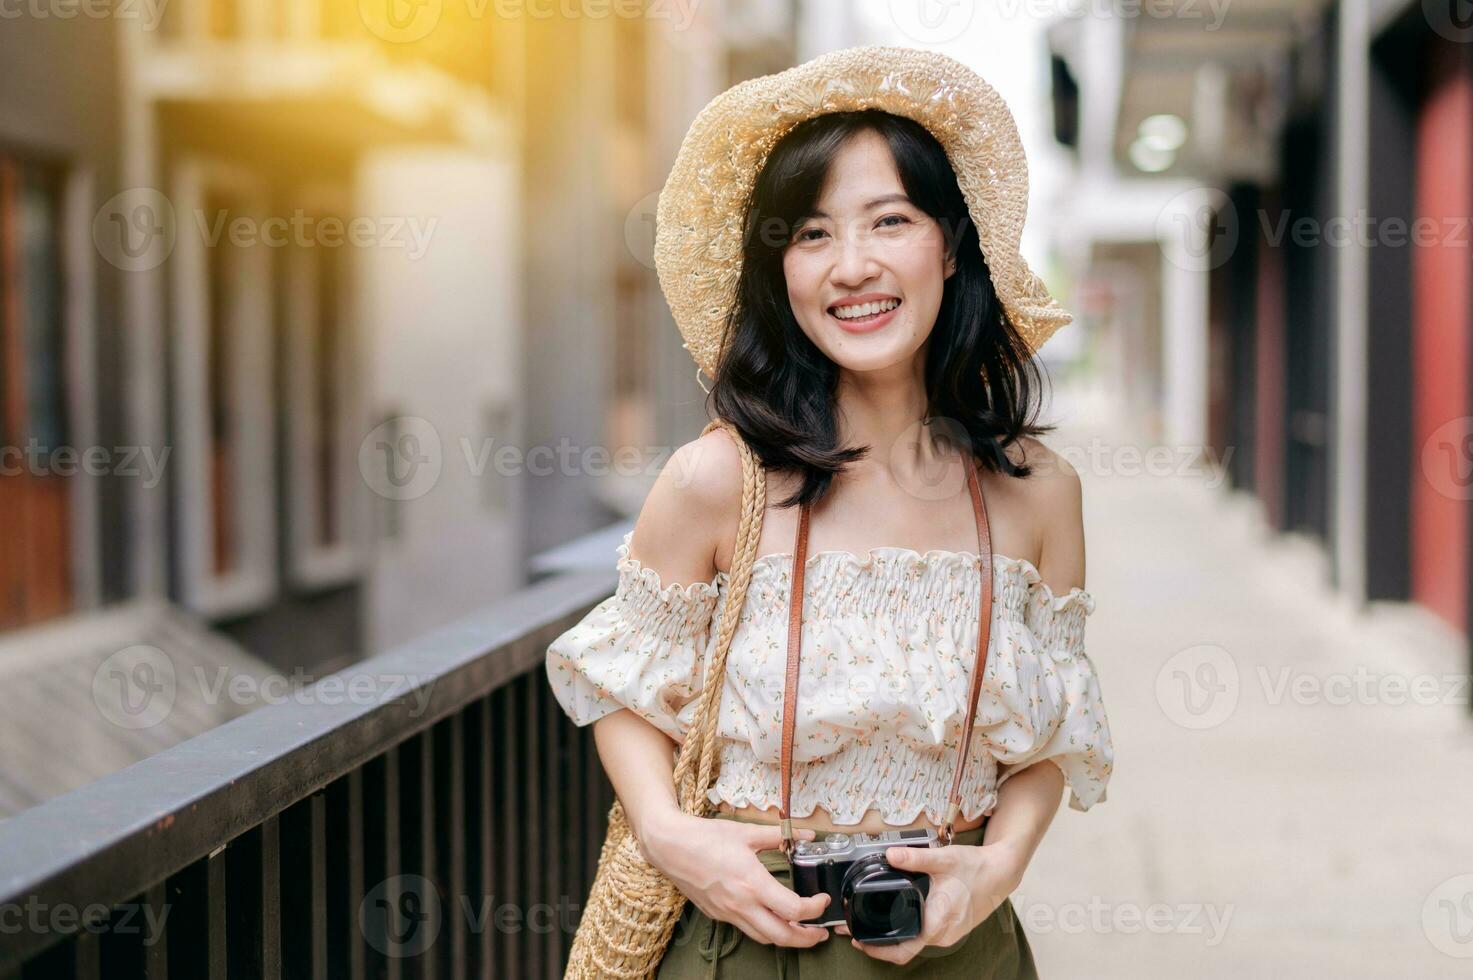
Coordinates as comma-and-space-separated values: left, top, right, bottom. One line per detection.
172, 159, 277, 617
284, 193, 360, 588
0, 156, 72, 629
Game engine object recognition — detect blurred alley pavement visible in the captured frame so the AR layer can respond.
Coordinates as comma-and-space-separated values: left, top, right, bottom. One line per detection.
1017, 392, 1473, 978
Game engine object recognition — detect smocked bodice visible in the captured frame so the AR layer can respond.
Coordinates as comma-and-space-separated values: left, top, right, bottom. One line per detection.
546, 530, 1112, 826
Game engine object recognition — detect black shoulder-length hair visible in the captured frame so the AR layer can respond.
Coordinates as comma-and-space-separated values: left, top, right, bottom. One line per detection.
704, 108, 1055, 510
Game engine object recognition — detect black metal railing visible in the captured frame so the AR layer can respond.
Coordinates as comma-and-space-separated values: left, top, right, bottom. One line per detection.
0, 560, 619, 979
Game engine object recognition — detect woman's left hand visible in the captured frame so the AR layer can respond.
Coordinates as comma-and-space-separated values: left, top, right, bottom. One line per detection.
836, 839, 1025, 965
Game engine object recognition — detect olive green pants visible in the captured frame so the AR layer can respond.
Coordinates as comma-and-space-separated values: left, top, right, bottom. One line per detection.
655, 813, 1039, 979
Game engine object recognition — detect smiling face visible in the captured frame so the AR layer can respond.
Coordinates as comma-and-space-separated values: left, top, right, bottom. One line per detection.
781, 128, 956, 375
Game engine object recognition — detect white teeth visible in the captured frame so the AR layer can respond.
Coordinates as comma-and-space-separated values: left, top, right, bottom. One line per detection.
831, 298, 900, 320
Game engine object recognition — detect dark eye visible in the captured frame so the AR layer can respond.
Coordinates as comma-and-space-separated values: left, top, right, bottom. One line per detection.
795, 226, 827, 242
878, 214, 910, 228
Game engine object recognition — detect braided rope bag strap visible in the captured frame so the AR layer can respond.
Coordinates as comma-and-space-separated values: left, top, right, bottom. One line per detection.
563, 418, 766, 979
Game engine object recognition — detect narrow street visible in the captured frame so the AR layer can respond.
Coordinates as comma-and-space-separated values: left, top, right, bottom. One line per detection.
1020, 403, 1473, 978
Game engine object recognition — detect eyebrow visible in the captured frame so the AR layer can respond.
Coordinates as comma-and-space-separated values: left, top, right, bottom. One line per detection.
806, 194, 914, 219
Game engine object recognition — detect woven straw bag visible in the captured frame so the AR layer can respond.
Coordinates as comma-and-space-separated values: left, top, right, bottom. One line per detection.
564, 417, 768, 979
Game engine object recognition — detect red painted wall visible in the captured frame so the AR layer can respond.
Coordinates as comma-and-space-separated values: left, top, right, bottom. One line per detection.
1410, 38, 1471, 632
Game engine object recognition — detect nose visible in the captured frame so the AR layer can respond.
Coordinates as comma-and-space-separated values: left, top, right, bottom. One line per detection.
829, 226, 879, 288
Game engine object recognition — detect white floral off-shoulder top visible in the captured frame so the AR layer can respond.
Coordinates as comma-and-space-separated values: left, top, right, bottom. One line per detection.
545, 529, 1113, 826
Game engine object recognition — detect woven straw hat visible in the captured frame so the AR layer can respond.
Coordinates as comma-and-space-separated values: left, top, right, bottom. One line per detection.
654, 45, 1072, 382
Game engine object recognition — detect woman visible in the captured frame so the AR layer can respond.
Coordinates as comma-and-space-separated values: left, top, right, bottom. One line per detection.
547, 47, 1113, 977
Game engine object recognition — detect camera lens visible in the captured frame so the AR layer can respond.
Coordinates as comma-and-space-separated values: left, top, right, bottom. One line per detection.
851, 887, 921, 934
841, 854, 927, 944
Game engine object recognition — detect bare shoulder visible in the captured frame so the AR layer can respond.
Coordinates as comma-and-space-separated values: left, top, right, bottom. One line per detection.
625, 427, 744, 588
1011, 436, 1085, 593
1012, 435, 1081, 504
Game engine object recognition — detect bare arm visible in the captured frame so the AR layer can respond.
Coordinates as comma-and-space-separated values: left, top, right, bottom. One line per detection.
978, 442, 1084, 848
981, 447, 1086, 866
592, 709, 678, 844
588, 430, 830, 946
589, 433, 723, 848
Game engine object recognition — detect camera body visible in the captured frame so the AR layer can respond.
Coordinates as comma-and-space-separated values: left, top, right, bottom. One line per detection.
789, 827, 937, 944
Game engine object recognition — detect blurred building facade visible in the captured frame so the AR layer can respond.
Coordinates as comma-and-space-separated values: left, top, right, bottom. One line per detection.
0, 0, 808, 813
1046, 0, 1473, 658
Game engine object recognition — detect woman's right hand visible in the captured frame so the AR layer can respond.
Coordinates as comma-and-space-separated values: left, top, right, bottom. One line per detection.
637, 808, 833, 947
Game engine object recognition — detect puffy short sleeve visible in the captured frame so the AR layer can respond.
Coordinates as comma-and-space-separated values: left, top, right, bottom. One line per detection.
545, 531, 721, 744
985, 574, 1113, 812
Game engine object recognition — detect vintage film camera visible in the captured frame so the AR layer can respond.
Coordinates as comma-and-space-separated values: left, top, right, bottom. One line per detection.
789, 826, 937, 944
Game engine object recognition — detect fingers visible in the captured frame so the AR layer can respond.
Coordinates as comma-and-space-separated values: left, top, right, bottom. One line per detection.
883, 843, 953, 874
745, 907, 831, 948
851, 935, 923, 964
754, 876, 831, 924
741, 822, 816, 851
713, 872, 832, 949
722, 906, 829, 948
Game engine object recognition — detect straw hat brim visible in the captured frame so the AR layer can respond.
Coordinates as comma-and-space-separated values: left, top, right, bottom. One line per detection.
654, 45, 1073, 380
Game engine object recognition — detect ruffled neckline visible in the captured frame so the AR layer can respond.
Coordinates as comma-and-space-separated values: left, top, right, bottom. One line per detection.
616, 529, 1093, 613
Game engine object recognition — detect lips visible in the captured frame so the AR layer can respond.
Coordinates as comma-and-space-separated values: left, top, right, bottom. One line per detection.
827, 294, 902, 333
827, 294, 902, 324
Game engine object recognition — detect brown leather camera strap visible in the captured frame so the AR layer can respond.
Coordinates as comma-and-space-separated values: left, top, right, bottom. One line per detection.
778, 457, 993, 854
